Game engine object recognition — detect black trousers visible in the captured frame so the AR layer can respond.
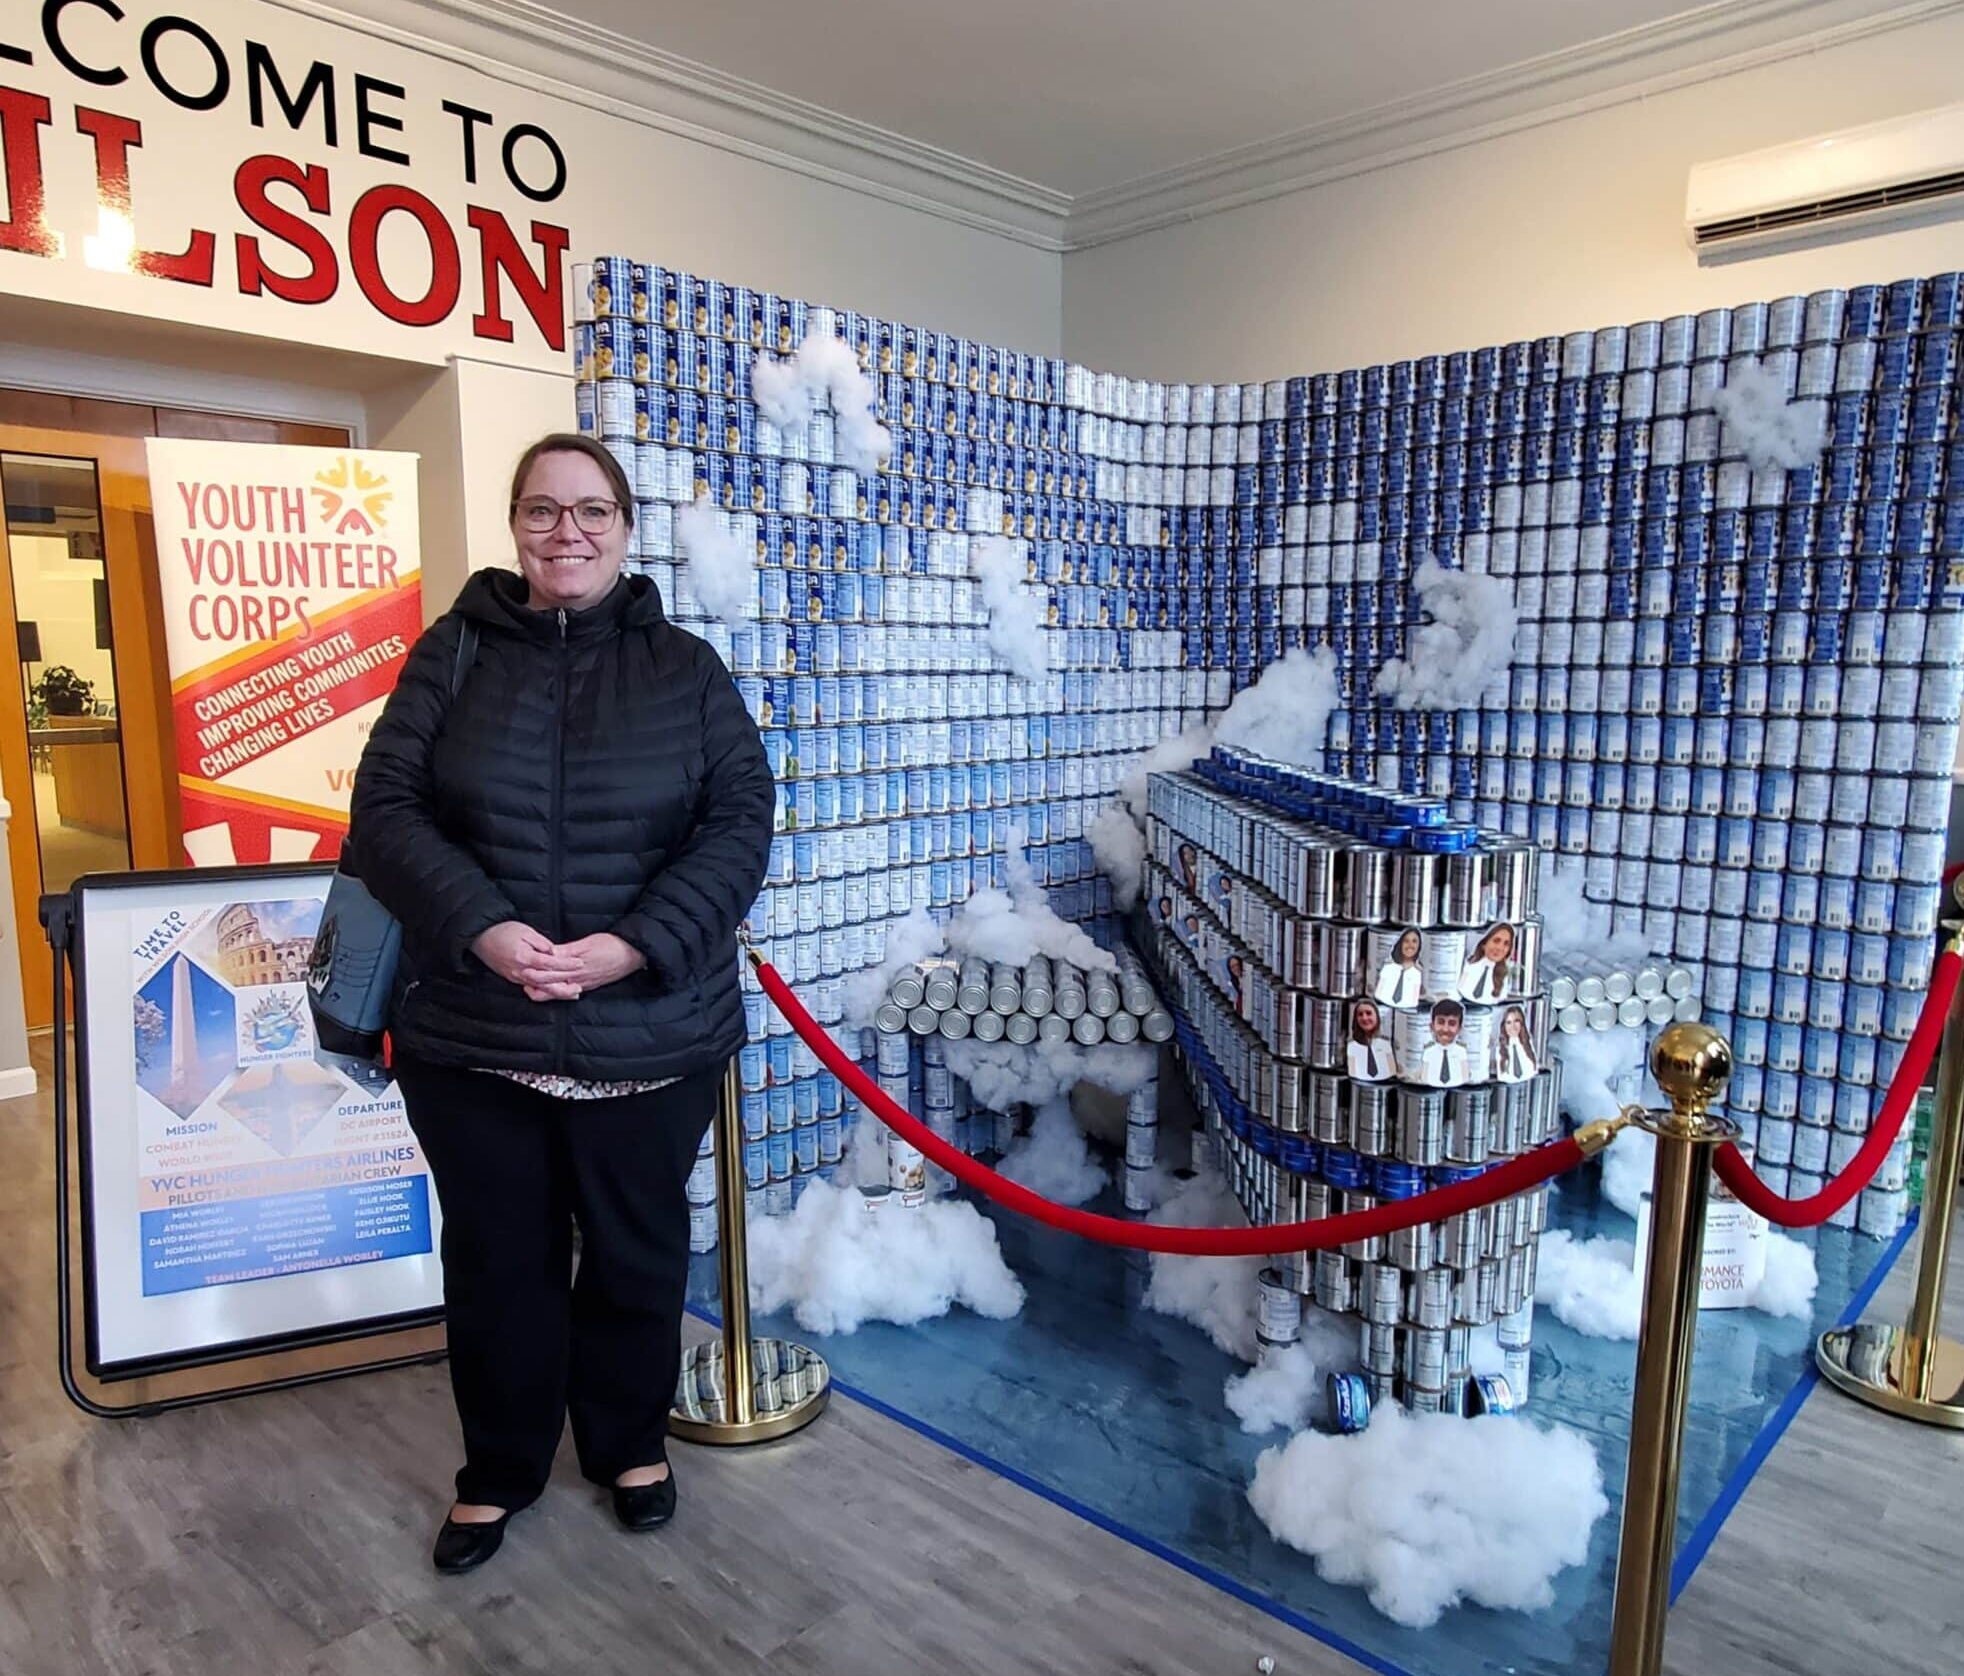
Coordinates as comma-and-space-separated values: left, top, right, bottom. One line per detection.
394, 1060, 721, 1510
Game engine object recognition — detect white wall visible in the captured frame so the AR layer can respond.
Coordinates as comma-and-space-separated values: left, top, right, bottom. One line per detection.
365, 357, 574, 618
1062, 10, 1964, 382
9, 534, 116, 709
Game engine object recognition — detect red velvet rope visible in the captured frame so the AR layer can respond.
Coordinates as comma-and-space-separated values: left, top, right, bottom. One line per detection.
753, 956, 1586, 1256
1713, 947, 1961, 1228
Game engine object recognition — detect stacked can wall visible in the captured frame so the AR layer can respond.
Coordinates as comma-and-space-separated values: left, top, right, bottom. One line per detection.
1161, 280, 1961, 1234
575, 261, 1963, 1234
574, 262, 1186, 1214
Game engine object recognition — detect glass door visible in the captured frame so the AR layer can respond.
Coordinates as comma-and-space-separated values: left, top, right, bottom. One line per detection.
3, 452, 135, 895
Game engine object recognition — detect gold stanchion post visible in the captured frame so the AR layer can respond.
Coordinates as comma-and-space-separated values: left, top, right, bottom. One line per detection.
1816, 925, 1964, 1426
669, 1060, 830, 1445
1607, 1022, 1737, 1676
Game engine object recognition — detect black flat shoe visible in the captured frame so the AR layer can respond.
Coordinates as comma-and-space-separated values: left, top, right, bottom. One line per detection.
611, 1472, 676, 1531
432, 1510, 512, 1573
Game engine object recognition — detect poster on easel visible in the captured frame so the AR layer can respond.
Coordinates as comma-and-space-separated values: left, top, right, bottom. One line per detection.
74, 867, 442, 1379
143, 440, 423, 867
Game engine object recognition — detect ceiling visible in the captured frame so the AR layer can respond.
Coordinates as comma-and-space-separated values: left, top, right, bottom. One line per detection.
397, 0, 1926, 246
551, 0, 1701, 198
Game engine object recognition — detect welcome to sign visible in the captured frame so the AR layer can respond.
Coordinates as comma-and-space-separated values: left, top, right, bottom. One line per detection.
0, 0, 572, 360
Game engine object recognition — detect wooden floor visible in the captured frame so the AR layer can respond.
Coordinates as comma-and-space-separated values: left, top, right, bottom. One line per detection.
2, 1033, 1958, 1676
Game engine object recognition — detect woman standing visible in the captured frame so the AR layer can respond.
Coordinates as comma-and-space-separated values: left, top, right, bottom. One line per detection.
349, 433, 773, 1573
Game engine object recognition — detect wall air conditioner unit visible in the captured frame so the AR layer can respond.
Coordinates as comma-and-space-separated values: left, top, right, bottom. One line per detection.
1685, 102, 1964, 253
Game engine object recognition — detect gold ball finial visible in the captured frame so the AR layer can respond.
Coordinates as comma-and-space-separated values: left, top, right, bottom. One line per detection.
1650, 1022, 1732, 1121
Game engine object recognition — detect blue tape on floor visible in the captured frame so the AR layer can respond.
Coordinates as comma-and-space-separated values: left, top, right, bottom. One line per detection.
1667, 1210, 1920, 1603
684, 1302, 1415, 1676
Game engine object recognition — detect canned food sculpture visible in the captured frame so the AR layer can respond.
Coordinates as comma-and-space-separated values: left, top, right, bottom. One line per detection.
1140, 748, 1552, 1414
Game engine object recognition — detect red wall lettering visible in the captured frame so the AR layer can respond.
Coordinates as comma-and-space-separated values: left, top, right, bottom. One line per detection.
0, 86, 59, 257
234, 153, 338, 305
74, 104, 216, 285
467, 207, 566, 350
347, 183, 460, 328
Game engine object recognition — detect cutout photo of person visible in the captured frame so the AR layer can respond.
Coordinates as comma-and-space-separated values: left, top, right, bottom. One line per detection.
1421, 1000, 1471, 1088
1347, 1000, 1398, 1082
1226, 953, 1246, 1013
1177, 841, 1199, 894
1374, 928, 1424, 1010
1494, 1005, 1537, 1084
1459, 922, 1517, 1004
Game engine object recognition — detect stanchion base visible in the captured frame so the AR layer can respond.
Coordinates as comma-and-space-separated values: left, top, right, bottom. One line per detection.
669, 1337, 830, 1445
1816, 1324, 1964, 1428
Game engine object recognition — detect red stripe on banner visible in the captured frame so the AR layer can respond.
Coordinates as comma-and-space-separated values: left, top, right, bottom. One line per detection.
172, 587, 424, 785
178, 782, 348, 865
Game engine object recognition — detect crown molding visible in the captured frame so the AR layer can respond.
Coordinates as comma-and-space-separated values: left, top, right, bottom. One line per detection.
270, 0, 1960, 259
265, 0, 1072, 250
1063, 0, 1964, 249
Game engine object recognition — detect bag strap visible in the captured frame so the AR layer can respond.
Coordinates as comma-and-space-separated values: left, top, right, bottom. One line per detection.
451, 620, 479, 698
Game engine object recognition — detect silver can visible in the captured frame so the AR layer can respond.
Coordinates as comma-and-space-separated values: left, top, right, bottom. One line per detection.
1455, 1259, 1499, 1326
1407, 1265, 1455, 1329
1444, 1087, 1493, 1165
1404, 1326, 1448, 1388
1005, 1011, 1038, 1044
1309, 1074, 1346, 1145
1362, 1320, 1401, 1375
1342, 1189, 1382, 1261
1360, 1260, 1405, 1325
1319, 924, 1368, 998
1388, 1218, 1437, 1273
1344, 846, 1390, 923
1390, 851, 1442, 929
1398, 1087, 1446, 1166
1444, 850, 1492, 928
1313, 1250, 1356, 1313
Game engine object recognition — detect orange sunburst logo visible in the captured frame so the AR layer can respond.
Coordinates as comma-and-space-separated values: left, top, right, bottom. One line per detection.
311, 457, 393, 535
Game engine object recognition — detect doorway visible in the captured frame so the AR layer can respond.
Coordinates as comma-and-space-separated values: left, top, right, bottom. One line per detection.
0, 390, 351, 1028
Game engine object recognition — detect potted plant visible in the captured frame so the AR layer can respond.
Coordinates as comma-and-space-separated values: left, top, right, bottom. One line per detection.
33, 666, 96, 717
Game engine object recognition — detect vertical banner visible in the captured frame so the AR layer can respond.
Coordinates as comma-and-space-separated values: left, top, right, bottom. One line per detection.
144, 441, 423, 866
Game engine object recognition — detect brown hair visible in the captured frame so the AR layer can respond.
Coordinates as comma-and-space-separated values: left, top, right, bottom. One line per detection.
508, 432, 636, 529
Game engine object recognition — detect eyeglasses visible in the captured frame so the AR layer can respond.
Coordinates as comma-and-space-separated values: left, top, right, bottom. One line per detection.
512, 497, 622, 534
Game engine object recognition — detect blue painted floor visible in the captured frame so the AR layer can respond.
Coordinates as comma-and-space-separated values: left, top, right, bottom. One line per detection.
690, 1166, 1912, 1676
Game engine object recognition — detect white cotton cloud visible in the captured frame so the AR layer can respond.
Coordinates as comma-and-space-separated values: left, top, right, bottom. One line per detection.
1711, 357, 1828, 474
1552, 1026, 1651, 1143
941, 830, 1115, 973
746, 1178, 1024, 1334
843, 904, 944, 1028
1223, 1306, 1359, 1435
1088, 803, 1147, 910
969, 535, 1050, 683
1373, 560, 1519, 711
997, 1096, 1108, 1207
1214, 646, 1340, 768
1118, 723, 1215, 819
752, 332, 892, 473
1246, 1408, 1608, 1629
941, 1036, 1156, 1113
1143, 1163, 1262, 1363
1534, 1229, 1642, 1340
1539, 860, 1651, 970
1600, 1118, 1656, 1220
674, 495, 756, 629
1752, 1229, 1819, 1321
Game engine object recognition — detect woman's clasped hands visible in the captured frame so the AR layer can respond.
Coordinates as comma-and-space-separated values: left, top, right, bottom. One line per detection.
472, 922, 647, 1002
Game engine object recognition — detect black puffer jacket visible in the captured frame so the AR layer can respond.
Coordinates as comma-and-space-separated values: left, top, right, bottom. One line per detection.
348, 569, 773, 1080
